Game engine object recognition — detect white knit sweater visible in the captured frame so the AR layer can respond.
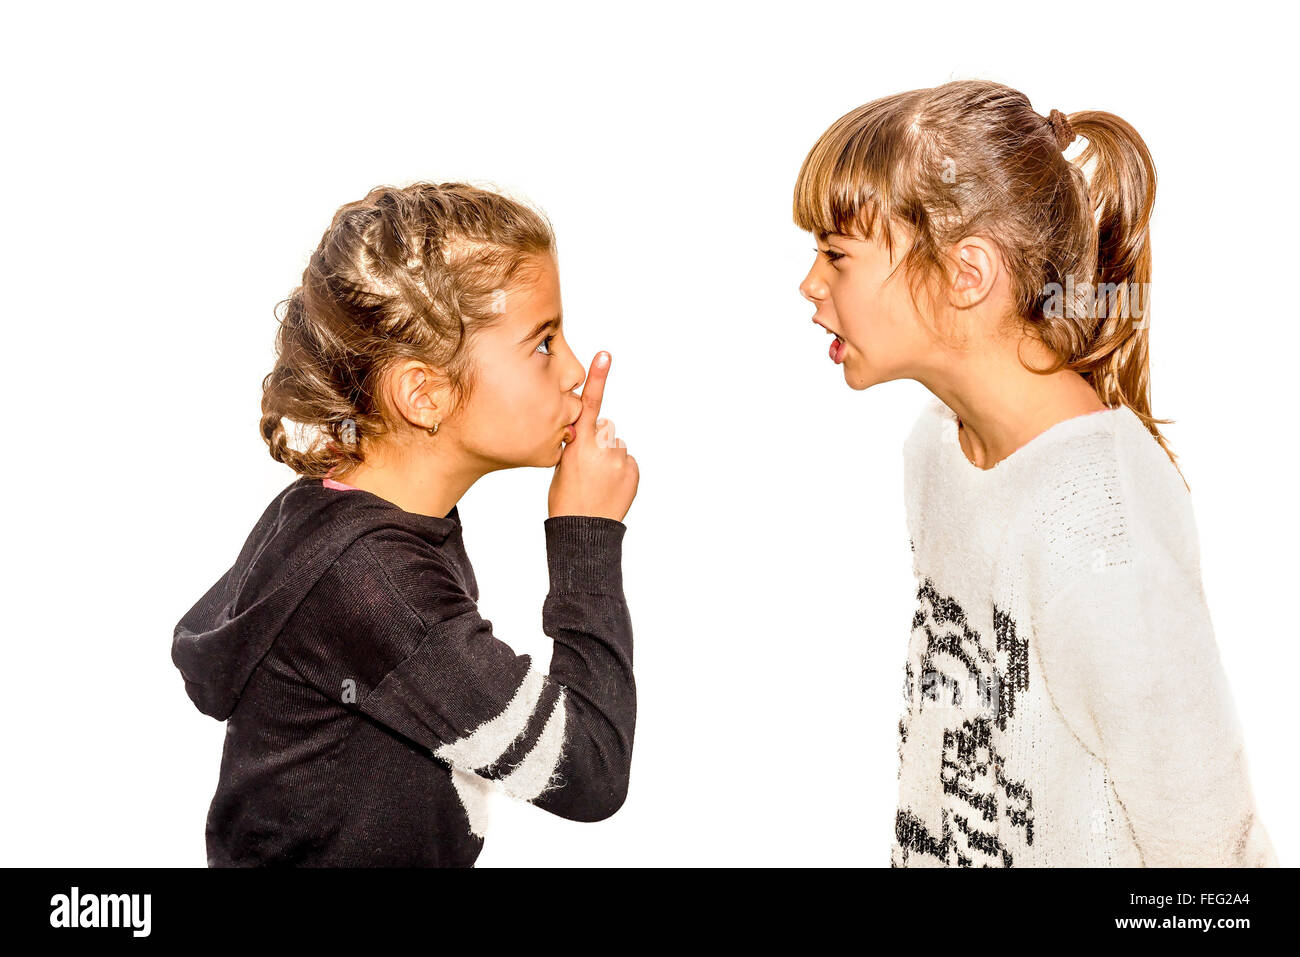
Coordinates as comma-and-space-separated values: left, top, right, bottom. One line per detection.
891, 395, 1278, 867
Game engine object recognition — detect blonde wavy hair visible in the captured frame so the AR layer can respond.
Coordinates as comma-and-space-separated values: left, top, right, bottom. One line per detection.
260, 182, 556, 479
793, 79, 1185, 486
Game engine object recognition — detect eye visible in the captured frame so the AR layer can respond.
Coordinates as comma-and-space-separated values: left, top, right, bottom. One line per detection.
816, 247, 844, 265
536, 333, 556, 357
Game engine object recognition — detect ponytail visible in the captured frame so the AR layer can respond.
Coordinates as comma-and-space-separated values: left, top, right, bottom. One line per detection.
1066, 111, 1187, 490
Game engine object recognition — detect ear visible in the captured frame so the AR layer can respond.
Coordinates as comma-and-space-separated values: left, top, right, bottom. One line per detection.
945, 236, 1000, 308
388, 360, 450, 431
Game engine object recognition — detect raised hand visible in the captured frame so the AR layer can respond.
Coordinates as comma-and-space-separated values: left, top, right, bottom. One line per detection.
548, 352, 639, 521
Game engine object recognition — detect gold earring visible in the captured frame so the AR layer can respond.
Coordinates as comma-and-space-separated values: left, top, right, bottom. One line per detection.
426, 422, 440, 436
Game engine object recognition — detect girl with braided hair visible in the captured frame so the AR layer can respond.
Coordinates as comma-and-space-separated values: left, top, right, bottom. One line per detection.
173, 182, 639, 866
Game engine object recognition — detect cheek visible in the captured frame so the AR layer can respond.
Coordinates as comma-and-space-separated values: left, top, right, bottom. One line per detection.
475, 363, 555, 436
847, 270, 911, 329
518, 360, 556, 410
459, 370, 516, 437
833, 274, 882, 336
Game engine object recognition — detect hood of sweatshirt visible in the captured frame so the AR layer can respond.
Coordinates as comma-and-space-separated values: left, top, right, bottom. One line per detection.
172, 476, 462, 721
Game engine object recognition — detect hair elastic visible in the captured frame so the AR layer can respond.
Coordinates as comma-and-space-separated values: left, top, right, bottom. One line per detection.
1047, 109, 1075, 150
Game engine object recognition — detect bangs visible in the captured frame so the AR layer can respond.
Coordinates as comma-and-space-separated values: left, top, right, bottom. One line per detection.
792, 93, 923, 257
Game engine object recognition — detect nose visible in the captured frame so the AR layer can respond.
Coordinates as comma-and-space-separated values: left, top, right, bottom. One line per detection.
564, 351, 587, 393
800, 268, 827, 304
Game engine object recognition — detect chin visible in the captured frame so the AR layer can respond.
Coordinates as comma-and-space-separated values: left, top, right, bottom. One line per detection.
838, 356, 863, 390
529, 438, 565, 468
842, 357, 882, 391
845, 358, 904, 391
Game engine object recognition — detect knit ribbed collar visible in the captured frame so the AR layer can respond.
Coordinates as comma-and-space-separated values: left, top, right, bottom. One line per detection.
928, 396, 1130, 481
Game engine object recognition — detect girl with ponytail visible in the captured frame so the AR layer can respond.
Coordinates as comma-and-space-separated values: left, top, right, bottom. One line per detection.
794, 80, 1276, 867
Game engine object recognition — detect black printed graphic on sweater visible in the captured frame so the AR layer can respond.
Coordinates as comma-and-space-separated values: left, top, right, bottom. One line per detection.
892, 576, 1035, 867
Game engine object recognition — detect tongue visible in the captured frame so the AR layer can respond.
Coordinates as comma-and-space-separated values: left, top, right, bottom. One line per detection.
829, 337, 845, 364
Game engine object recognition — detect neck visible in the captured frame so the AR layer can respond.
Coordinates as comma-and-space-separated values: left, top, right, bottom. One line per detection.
330, 434, 489, 519
921, 333, 1107, 470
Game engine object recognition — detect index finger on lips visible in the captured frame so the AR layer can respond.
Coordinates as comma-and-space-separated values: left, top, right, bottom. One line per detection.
577, 352, 610, 431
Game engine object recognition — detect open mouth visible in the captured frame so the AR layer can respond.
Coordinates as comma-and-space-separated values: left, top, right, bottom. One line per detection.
829, 334, 846, 364
814, 317, 847, 365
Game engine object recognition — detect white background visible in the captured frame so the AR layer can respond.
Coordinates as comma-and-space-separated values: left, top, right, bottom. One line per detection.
4, 0, 1296, 867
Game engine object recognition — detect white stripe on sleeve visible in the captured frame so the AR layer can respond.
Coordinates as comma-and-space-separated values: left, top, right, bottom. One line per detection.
498, 690, 567, 803
433, 667, 547, 771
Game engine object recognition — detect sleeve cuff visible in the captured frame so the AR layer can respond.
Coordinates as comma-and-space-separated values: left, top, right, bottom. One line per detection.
543, 516, 626, 594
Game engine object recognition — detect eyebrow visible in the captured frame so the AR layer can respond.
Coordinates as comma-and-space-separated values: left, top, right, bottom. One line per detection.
519, 314, 562, 344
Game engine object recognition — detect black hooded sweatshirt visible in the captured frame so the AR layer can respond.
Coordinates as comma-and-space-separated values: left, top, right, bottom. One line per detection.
172, 476, 635, 867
